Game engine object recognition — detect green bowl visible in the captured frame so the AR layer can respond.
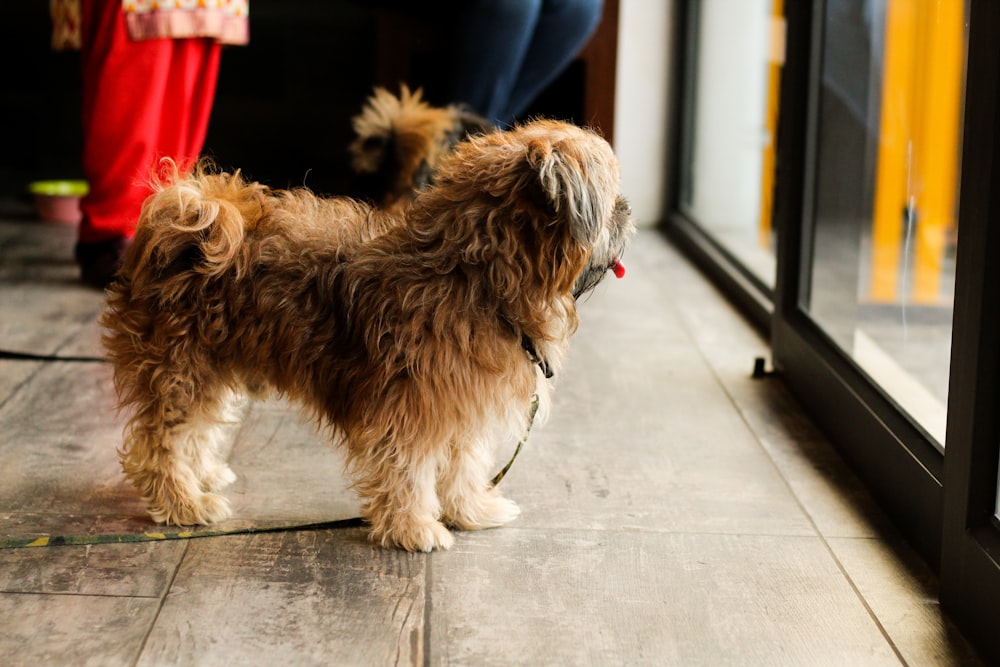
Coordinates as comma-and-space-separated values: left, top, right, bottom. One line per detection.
29, 180, 89, 224
29, 180, 89, 197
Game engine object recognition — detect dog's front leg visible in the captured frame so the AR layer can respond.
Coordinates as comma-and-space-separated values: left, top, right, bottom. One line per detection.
352, 444, 455, 552
438, 436, 520, 531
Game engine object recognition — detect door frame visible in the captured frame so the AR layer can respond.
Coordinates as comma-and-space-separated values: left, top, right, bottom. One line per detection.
940, 2, 1000, 662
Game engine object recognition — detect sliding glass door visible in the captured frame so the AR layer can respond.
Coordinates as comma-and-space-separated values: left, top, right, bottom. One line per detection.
668, 0, 1000, 660
804, 0, 961, 447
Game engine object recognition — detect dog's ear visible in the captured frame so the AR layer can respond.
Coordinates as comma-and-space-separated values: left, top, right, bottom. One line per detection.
526, 136, 616, 246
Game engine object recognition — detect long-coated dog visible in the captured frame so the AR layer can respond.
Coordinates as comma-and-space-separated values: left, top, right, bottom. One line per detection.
101, 120, 634, 551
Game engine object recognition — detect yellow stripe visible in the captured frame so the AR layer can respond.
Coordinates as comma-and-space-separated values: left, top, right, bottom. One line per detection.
26, 537, 50, 547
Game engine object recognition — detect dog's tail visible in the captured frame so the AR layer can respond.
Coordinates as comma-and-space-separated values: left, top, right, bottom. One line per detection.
348, 85, 493, 205
124, 159, 266, 285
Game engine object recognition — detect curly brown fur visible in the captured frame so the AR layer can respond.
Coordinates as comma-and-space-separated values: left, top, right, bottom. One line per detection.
349, 85, 494, 209
101, 120, 634, 552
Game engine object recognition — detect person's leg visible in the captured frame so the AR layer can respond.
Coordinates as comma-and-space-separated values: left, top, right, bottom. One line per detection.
448, 0, 543, 126
503, 0, 603, 122
162, 38, 221, 172
77, 0, 220, 286
78, 0, 171, 246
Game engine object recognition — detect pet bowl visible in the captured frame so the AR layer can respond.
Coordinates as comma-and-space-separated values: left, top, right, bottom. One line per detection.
29, 180, 89, 224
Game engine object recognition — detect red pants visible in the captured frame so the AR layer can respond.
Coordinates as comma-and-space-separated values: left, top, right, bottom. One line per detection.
78, 0, 221, 243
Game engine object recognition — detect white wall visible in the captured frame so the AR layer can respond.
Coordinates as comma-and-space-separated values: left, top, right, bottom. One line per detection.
613, 0, 676, 228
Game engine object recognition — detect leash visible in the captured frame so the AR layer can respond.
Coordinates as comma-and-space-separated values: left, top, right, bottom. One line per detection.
489, 334, 549, 486
0, 518, 365, 550
490, 392, 540, 487
0, 349, 108, 363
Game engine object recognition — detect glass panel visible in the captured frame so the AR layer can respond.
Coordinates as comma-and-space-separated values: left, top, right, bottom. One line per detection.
804, 0, 966, 447
679, 0, 781, 286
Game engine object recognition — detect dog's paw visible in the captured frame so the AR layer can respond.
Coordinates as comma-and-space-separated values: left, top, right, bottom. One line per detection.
445, 494, 521, 531
374, 518, 455, 552
201, 464, 237, 492
407, 520, 456, 552
148, 492, 232, 526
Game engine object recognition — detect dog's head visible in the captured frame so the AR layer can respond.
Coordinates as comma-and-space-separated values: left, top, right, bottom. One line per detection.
420, 120, 635, 308
349, 86, 494, 208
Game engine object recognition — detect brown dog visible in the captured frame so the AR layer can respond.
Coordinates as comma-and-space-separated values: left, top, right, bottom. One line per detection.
101, 120, 634, 551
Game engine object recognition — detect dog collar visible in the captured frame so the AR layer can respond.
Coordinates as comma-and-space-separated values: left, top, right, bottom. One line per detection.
521, 334, 553, 379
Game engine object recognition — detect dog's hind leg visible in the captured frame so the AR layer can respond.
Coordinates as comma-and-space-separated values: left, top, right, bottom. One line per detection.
120, 384, 238, 526
438, 436, 521, 531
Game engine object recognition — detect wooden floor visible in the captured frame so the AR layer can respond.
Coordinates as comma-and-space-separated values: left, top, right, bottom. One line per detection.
0, 208, 984, 666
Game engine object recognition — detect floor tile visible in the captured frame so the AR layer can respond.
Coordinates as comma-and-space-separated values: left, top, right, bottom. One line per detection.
0, 361, 135, 519
504, 344, 815, 536
500, 239, 815, 537
0, 541, 186, 597
0, 220, 103, 355
226, 398, 361, 523
721, 373, 896, 539
430, 529, 901, 666
634, 235, 898, 539
0, 593, 160, 667
829, 536, 985, 666
138, 529, 424, 666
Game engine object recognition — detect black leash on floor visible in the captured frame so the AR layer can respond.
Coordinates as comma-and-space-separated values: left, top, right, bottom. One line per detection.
0, 518, 366, 550
0, 349, 108, 363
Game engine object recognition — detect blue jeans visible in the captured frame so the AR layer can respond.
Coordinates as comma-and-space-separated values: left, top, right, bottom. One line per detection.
449, 0, 604, 126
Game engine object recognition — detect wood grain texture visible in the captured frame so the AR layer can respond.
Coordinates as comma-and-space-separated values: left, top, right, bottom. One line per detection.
506, 342, 816, 536
0, 220, 104, 357
0, 593, 161, 667
0, 540, 186, 597
138, 530, 424, 666
0, 361, 135, 519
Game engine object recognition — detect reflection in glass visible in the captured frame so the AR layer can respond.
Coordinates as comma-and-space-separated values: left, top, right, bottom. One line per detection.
805, 0, 964, 446
679, 0, 782, 285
